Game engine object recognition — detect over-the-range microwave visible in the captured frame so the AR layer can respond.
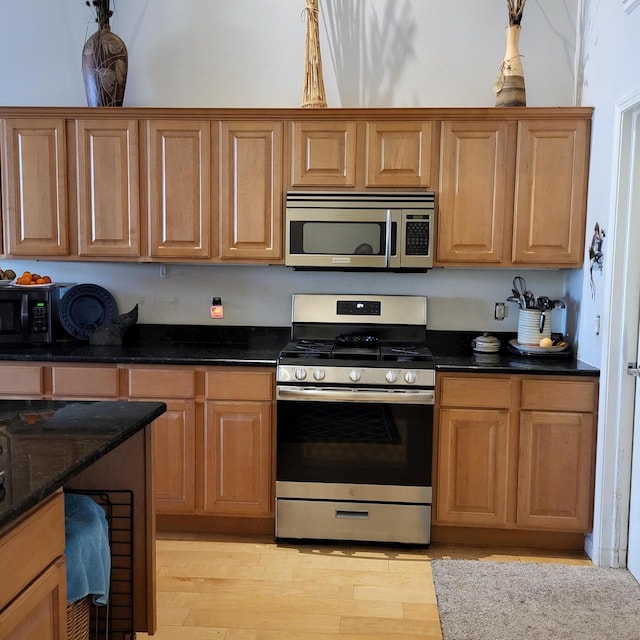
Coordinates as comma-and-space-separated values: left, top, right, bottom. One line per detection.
284, 191, 435, 271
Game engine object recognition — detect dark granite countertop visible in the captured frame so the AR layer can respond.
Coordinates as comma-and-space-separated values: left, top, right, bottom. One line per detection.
0, 325, 599, 377
0, 399, 166, 531
0, 325, 291, 367
425, 330, 599, 377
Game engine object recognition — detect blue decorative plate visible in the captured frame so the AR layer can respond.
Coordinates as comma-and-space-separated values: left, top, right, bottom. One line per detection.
60, 284, 119, 341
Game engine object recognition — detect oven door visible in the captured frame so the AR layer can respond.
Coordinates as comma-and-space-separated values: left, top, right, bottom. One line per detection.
276, 386, 433, 489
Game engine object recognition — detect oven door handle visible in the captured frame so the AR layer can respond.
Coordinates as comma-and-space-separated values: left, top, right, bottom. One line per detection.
276, 386, 435, 405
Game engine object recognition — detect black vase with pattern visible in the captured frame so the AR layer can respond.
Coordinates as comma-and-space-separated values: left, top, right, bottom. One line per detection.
82, 25, 128, 107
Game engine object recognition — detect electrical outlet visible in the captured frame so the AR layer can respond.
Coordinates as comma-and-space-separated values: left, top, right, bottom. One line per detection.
495, 302, 506, 321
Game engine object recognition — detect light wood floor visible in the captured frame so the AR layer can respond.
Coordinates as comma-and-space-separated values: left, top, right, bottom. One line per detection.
137, 533, 592, 640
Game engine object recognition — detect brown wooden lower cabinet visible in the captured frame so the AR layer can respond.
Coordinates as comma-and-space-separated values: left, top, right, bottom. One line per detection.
150, 400, 197, 513
517, 410, 596, 531
437, 407, 511, 527
203, 400, 272, 515
129, 365, 275, 519
435, 373, 598, 534
0, 494, 67, 640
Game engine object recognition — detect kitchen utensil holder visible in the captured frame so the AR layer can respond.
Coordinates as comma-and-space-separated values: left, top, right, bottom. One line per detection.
517, 309, 551, 345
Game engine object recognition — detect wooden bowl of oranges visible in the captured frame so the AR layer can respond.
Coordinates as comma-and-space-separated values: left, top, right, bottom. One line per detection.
15, 271, 53, 286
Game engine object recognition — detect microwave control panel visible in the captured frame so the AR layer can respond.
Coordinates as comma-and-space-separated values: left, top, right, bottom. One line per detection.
404, 214, 431, 256
30, 301, 50, 333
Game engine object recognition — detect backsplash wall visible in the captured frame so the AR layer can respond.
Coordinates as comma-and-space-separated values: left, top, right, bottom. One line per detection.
2, 260, 569, 335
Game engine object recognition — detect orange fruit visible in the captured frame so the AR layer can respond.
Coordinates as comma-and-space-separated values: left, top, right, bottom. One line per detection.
36, 278, 46, 284
21, 271, 31, 280
42, 275, 52, 283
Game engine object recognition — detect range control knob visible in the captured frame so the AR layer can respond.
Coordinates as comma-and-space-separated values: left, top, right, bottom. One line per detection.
404, 371, 417, 384
349, 369, 361, 382
294, 368, 307, 381
313, 369, 326, 381
385, 370, 398, 383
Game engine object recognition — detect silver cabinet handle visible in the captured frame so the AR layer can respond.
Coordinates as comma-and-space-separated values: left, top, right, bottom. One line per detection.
628, 363, 640, 377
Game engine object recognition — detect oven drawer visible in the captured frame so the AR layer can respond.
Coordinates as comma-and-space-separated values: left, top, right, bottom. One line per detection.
275, 498, 431, 544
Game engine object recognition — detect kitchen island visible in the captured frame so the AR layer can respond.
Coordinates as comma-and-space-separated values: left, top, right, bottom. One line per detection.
0, 399, 166, 640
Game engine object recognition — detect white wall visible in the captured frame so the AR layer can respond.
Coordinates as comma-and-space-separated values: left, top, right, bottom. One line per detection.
0, 1, 578, 108
0, 0, 579, 330
0, 260, 569, 333
573, 1, 640, 366
572, 0, 640, 567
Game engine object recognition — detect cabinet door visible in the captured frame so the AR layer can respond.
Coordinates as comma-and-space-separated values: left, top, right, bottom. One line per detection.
1, 119, 68, 256
512, 119, 590, 266
73, 118, 140, 257
0, 558, 67, 640
203, 400, 272, 516
366, 121, 437, 187
517, 410, 596, 531
220, 121, 283, 261
436, 408, 511, 526
149, 399, 197, 514
145, 120, 213, 259
437, 121, 516, 265
290, 120, 357, 187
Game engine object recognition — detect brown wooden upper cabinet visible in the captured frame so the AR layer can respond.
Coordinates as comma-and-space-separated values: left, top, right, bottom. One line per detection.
365, 121, 437, 188
437, 121, 516, 265
289, 119, 437, 189
512, 120, 590, 265
72, 118, 141, 257
144, 119, 215, 260
290, 120, 357, 188
220, 121, 283, 261
436, 117, 590, 267
1, 118, 69, 257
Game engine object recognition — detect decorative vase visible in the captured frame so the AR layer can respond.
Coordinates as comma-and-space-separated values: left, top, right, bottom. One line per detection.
82, 25, 128, 107
494, 25, 526, 107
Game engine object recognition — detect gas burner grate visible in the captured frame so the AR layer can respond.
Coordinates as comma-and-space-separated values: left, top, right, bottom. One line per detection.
381, 344, 433, 362
279, 340, 334, 359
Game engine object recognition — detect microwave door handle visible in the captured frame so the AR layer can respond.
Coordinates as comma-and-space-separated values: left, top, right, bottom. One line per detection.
385, 209, 392, 268
20, 293, 29, 336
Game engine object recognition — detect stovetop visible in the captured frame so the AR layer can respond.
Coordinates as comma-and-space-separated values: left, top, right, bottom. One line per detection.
277, 293, 435, 388
278, 339, 434, 365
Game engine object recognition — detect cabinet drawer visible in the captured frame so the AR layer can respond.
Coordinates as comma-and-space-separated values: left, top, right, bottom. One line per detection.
205, 369, 273, 400
128, 367, 196, 398
521, 379, 597, 412
52, 365, 119, 397
439, 376, 512, 408
0, 493, 65, 609
0, 364, 43, 397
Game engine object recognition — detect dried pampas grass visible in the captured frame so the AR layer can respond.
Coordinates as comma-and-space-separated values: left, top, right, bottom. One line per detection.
301, 0, 327, 108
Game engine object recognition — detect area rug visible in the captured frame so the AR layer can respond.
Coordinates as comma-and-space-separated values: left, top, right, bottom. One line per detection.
431, 559, 640, 640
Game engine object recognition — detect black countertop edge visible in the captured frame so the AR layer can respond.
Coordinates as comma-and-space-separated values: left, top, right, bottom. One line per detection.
433, 356, 599, 376
0, 400, 166, 531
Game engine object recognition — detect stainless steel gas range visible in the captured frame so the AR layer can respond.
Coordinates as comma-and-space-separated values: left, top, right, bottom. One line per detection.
275, 294, 435, 545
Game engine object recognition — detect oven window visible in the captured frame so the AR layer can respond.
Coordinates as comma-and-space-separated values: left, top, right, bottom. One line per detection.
277, 399, 432, 487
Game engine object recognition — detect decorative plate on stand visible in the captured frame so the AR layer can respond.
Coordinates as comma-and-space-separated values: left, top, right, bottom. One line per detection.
60, 284, 118, 341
